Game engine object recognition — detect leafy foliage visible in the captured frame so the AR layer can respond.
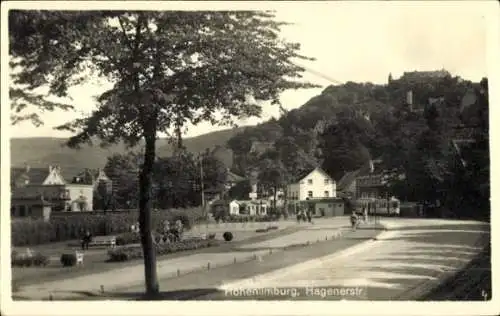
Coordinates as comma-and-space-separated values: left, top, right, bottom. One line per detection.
222, 231, 233, 241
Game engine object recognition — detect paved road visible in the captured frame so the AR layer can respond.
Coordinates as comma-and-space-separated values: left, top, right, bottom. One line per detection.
213, 218, 490, 300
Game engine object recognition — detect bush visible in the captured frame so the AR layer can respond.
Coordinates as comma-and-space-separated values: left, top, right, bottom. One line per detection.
255, 228, 268, 233
11, 207, 205, 247
116, 232, 141, 246
208, 233, 216, 240
107, 239, 219, 262
60, 253, 77, 267
223, 232, 233, 241
11, 251, 49, 267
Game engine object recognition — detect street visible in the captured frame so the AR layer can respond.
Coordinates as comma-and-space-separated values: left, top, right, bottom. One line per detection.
23, 217, 490, 301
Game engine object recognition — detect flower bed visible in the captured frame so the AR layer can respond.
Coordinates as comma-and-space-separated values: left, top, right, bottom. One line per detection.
222, 215, 277, 223
107, 239, 219, 262
11, 250, 49, 267
11, 207, 204, 247
115, 232, 141, 246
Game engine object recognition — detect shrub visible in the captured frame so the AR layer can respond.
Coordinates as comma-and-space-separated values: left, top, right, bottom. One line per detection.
107, 239, 219, 262
208, 233, 216, 240
223, 232, 233, 241
11, 252, 49, 267
60, 253, 77, 267
116, 232, 141, 246
255, 228, 268, 233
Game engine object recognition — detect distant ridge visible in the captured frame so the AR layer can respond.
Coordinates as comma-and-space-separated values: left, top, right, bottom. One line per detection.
10, 127, 245, 172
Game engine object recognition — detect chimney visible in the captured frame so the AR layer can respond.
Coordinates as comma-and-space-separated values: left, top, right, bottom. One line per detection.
369, 160, 374, 174
406, 90, 413, 111
25, 163, 30, 172
48, 165, 53, 172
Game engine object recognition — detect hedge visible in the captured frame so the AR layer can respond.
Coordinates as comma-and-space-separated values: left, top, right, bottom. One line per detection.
11, 208, 204, 247
107, 238, 218, 262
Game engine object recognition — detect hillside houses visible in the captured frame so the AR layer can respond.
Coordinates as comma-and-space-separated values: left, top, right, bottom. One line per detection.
10, 165, 112, 219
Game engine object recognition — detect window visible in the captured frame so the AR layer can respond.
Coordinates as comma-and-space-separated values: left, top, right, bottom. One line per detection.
19, 205, 26, 217
308, 191, 313, 198
324, 191, 329, 197
324, 178, 329, 185
308, 179, 313, 185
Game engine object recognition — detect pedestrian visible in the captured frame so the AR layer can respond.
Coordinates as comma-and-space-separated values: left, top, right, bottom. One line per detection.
350, 211, 359, 231
81, 230, 92, 250
363, 206, 368, 223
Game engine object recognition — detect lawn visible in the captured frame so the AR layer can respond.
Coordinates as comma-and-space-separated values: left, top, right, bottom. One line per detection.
12, 222, 302, 288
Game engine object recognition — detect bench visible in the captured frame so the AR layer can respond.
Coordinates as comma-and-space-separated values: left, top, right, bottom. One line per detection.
88, 236, 116, 248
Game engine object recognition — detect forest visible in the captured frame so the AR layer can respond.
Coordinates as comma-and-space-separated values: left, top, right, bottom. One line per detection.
101, 71, 489, 221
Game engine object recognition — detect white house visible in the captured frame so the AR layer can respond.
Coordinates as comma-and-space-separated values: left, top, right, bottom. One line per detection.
287, 167, 336, 201
233, 200, 268, 216
229, 200, 240, 215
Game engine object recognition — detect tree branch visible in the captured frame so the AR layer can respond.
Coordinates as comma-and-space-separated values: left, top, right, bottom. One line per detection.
118, 17, 135, 51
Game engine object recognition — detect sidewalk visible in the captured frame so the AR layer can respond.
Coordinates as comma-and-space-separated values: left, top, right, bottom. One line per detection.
13, 217, 351, 300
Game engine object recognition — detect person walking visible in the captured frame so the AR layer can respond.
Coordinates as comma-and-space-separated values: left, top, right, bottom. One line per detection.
350, 211, 359, 231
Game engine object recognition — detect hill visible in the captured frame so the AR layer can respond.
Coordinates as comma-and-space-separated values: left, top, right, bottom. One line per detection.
10, 127, 244, 175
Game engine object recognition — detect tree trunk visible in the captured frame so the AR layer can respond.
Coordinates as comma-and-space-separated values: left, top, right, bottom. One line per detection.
138, 126, 159, 298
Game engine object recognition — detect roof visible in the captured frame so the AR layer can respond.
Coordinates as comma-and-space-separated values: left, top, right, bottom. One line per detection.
11, 167, 50, 186
301, 198, 345, 204
210, 200, 231, 206
337, 169, 361, 191
451, 139, 476, 168
227, 171, 245, 183
70, 168, 110, 185
357, 159, 385, 177
290, 166, 331, 183
250, 141, 275, 154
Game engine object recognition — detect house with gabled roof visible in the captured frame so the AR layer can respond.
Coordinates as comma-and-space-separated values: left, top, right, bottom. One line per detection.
286, 167, 336, 202
285, 167, 344, 217
10, 165, 112, 219
336, 169, 361, 198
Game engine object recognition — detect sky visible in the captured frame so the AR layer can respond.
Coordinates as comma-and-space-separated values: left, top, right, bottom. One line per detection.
7, 1, 492, 139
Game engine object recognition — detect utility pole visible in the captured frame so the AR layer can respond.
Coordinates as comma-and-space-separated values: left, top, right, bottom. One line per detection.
200, 153, 206, 219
